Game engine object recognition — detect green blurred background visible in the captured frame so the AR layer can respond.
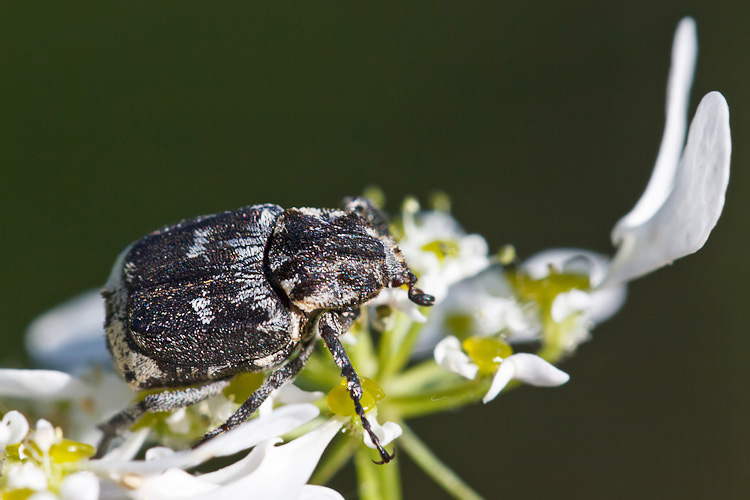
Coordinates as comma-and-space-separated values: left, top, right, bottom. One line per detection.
1, 3, 747, 499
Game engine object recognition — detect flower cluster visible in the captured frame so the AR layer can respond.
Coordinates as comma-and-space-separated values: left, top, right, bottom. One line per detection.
0, 17, 730, 500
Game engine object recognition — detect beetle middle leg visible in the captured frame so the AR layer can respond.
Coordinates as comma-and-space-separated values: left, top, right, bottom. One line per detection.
318, 310, 396, 465
96, 378, 232, 458
195, 334, 318, 446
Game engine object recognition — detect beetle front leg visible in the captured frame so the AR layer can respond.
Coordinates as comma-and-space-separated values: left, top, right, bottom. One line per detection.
318, 310, 395, 465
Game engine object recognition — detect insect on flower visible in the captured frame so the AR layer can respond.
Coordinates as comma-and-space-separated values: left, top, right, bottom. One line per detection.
97, 197, 434, 464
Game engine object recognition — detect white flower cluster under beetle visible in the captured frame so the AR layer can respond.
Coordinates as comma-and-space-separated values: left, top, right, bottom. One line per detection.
98, 196, 434, 464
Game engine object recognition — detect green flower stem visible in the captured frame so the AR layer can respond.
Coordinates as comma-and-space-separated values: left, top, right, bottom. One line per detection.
310, 433, 358, 486
355, 447, 402, 500
398, 423, 484, 500
384, 321, 429, 379
384, 360, 457, 397
377, 313, 413, 380
389, 379, 491, 419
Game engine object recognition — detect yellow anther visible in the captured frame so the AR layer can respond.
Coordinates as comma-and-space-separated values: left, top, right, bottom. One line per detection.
463, 336, 513, 376
49, 439, 96, 463
507, 269, 590, 306
2, 488, 35, 500
326, 377, 385, 417
421, 240, 459, 264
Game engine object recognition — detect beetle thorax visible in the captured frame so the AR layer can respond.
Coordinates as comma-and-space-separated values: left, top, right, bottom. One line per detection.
267, 207, 411, 313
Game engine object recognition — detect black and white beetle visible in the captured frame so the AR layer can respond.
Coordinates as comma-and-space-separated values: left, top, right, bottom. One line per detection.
98, 197, 434, 464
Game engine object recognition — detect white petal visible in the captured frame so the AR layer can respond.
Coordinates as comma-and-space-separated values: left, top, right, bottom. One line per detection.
273, 383, 324, 405
300, 484, 346, 500
134, 468, 218, 499
0, 369, 90, 400
190, 419, 343, 500
28, 494, 57, 500
34, 419, 56, 453
98, 428, 150, 462
483, 353, 569, 403
550, 290, 592, 323
25, 290, 109, 372
88, 403, 319, 476
617, 18, 697, 230
0, 410, 30, 447
7, 462, 48, 490
145, 446, 175, 462
60, 471, 100, 500
362, 417, 402, 449
434, 336, 479, 380
367, 288, 427, 322
604, 91, 731, 286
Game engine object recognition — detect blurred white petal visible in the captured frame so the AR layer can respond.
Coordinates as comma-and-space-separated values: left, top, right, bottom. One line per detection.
98, 429, 150, 463
88, 404, 319, 476
434, 336, 478, 380
273, 383, 324, 405
60, 471, 100, 500
29, 494, 58, 500
604, 91, 731, 286
483, 353, 569, 403
0, 369, 90, 399
300, 484, 345, 500
25, 290, 109, 372
7, 462, 48, 490
34, 419, 56, 453
367, 288, 427, 322
0, 410, 30, 447
550, 290, 592, 323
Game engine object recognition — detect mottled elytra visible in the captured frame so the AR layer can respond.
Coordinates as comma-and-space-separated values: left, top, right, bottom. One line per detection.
97, 197, 434, 464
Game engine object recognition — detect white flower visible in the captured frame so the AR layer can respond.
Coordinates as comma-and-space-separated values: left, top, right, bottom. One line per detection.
602, 17, 731, 287
434, 335, 569, 403
521, 249, 627, 326
397, 200, 492, 304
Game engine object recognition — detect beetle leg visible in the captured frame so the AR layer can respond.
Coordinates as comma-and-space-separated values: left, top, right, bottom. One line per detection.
194, 334, 317, 446
95, 378, 232, 458
318, 310, 396, 465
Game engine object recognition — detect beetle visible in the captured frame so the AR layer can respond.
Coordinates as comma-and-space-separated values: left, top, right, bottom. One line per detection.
97, 197, 434, 464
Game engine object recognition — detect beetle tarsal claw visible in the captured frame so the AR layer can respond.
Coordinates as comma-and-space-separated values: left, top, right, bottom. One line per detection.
373, 446, 397, 465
